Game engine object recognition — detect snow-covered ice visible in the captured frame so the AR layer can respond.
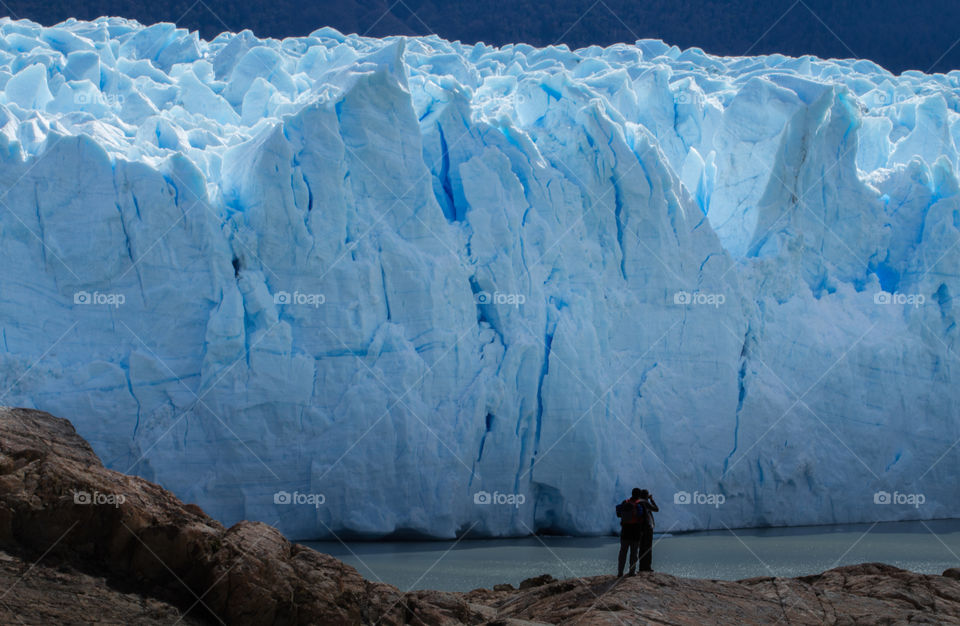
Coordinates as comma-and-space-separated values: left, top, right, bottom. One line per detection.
0, 17, 958, 538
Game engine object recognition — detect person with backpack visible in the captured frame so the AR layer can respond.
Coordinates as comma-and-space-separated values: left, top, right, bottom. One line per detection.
637, 489, 659, 572
615, 487, 646, 576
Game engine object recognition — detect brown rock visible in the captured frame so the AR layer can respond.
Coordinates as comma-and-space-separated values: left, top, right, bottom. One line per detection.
484, 563, 960, 625
518, 574, 557, 590
0, 548, 208, 625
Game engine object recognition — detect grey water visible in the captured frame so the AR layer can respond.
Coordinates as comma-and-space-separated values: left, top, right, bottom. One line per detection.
305, 519, 960, 592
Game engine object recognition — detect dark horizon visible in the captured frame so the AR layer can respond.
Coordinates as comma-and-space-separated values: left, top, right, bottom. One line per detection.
1, 0, 959, 75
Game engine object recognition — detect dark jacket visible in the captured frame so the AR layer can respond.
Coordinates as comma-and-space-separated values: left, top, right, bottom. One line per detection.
639, 497, 659, 529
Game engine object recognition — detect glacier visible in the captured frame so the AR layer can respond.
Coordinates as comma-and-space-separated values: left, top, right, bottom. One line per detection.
0, 16, 959, 539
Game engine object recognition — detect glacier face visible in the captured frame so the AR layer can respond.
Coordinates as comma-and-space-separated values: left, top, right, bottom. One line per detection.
0, 17, 959, 539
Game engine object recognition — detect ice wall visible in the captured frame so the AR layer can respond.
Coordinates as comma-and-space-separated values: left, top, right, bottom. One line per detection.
0, 17, 958, 538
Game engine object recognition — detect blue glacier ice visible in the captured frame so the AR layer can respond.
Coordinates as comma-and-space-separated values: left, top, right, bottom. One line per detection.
0, 17, 959, 539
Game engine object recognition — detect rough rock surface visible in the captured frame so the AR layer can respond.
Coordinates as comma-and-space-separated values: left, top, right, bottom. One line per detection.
0, 549, 208, 625
2, 406, 959, 625
467, 564, 960, 625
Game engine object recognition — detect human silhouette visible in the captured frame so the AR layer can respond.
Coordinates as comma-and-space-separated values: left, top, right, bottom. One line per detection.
637, 489, 658, 572
616, 487, 645, 576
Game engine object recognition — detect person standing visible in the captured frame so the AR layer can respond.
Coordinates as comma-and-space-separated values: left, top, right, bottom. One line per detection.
637, 489, 659, 572
616, 487, 645, 576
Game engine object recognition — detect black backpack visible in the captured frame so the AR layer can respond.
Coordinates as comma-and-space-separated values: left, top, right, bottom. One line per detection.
616, 499, 644, 525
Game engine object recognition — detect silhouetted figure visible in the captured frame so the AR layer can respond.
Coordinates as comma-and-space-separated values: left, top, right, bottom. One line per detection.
616, 487, 645, 576
637, 489, 658, 572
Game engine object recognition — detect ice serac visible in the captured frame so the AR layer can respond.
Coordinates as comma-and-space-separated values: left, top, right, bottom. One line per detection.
0, 17, 958, 539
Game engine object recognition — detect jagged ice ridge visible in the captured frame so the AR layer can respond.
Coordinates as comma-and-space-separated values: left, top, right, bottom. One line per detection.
1, 16, 959, 538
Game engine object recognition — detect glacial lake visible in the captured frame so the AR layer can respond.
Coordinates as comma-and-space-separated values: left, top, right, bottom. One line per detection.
305, 519, 960, 592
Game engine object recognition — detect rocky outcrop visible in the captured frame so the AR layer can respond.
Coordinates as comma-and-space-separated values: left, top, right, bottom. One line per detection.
0, 548, 208, 624
466, 563, 960, 625
1, 406, 959, 625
